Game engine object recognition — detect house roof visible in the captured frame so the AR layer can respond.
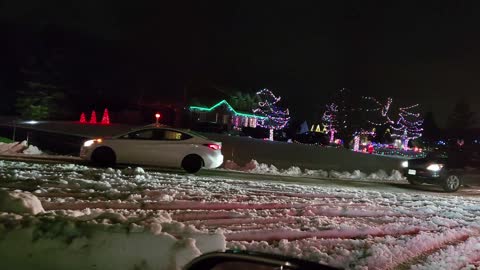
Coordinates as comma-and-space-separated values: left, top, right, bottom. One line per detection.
189, 100, 266, 119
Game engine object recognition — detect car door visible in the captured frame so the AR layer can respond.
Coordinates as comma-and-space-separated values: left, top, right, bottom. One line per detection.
109, 129, 158, 165
150, 129, 194, 167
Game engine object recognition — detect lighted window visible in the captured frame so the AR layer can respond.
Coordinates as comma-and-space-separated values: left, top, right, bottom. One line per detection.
249, 118, 257, 128
223, 115, 229, 124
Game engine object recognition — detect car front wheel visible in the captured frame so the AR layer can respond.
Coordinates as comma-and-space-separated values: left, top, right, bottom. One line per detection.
443, 174, 462, 192
91, 147, 116, 167
182, 154, 204, 174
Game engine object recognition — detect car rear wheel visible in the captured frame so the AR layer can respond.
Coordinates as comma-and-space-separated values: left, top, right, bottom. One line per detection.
182, 154, 204, 174
91, 147, 116, 167
443, 174, 461, 192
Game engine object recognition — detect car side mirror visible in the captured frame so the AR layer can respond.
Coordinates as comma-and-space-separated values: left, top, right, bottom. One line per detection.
184, 251, 341, 270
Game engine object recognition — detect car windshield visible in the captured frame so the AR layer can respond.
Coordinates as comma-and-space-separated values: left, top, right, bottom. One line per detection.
2, 2, 480, 270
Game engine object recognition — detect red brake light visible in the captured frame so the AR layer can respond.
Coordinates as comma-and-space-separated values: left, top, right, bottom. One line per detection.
204, 144, 221, 150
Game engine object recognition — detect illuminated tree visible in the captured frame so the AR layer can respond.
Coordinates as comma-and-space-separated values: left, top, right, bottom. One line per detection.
253, 89, 290, 141
363, 96, 423, 149
322, 103, 338, 143
390, 104, 423, 149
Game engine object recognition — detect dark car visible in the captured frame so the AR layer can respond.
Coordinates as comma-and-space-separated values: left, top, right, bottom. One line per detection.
403, 148, 480, 192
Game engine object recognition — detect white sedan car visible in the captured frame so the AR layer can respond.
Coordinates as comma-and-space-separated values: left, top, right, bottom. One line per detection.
80, 126, 223, 173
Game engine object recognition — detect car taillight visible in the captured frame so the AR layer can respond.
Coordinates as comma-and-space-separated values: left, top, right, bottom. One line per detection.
204, 144, 221, 150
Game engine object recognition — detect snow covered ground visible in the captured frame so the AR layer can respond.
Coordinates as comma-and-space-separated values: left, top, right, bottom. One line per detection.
1, 160, 480, 270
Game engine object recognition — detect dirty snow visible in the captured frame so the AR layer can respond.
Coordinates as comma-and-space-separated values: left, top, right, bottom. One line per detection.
0, 140, 43, 155
1, 160, 480, 269
224, 159, 405, 182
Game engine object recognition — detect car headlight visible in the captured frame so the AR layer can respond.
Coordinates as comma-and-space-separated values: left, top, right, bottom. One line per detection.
83, 138, 102, 147
401, 161, 409, 168
427, 164, 444, 171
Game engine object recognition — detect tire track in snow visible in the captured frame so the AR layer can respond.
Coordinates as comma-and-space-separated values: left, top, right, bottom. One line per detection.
2, 160, 480, 270
408, 235, 480, 270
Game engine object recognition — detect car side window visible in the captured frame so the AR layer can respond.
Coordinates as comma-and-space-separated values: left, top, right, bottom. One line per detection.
160, 130, 192, 141
122, 129, 155, 140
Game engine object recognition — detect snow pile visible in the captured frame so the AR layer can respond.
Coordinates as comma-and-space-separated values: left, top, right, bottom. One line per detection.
224, 159, 405, 181
0, 215, 225, 270
0, 190, 44, 215
0, 140, 43, 155
22, 144, 43, 155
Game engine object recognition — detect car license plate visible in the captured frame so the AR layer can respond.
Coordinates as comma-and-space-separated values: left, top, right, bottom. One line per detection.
408, 169, 416, 175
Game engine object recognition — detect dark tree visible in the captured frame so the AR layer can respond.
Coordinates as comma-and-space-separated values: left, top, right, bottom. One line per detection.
326, 88, 365, 148
447, 100, 476, 141
228, 91, 260, 112
422, 111, 440, 145
16, 83, 65, 120
448, 100, 476, 130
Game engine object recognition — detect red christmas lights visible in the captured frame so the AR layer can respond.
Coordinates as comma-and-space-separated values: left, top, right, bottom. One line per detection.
90, 110, 97, 124
79, 112, 86, 123
101, 108, 110, 125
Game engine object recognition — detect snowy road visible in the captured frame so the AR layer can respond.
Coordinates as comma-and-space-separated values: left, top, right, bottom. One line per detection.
2, 160, 480, 269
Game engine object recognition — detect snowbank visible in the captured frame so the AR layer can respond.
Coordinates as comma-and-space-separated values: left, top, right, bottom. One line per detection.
0, 140, 43, 155
224, 159, 405, 182
0, 215, 225, 270
22, 144, 43, 155
0, 190, 44, 215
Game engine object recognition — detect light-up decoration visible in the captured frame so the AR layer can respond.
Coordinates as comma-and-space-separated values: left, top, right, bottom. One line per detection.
90, 110, 97, 124
101, 108, 110, 125
362, 96, 395, 126
79, 112, 86, 123
390, 104, 423, 148
190, 100, 267, 120
253, 89, 290, 141
322, 103, 338, 143
353, 136, 360, 152
363, 96, 423, 147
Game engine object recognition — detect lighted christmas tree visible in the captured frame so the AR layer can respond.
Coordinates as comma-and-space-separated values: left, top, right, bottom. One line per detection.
253, 89, 290, 141
79, 112, 86, 123
101, 108, 110, 125
390, 104, 423, 149
322, 103, 338, 143
90, 110, 97, 124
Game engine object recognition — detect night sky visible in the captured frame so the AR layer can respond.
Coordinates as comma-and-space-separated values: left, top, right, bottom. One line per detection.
0, 1, 479, 126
